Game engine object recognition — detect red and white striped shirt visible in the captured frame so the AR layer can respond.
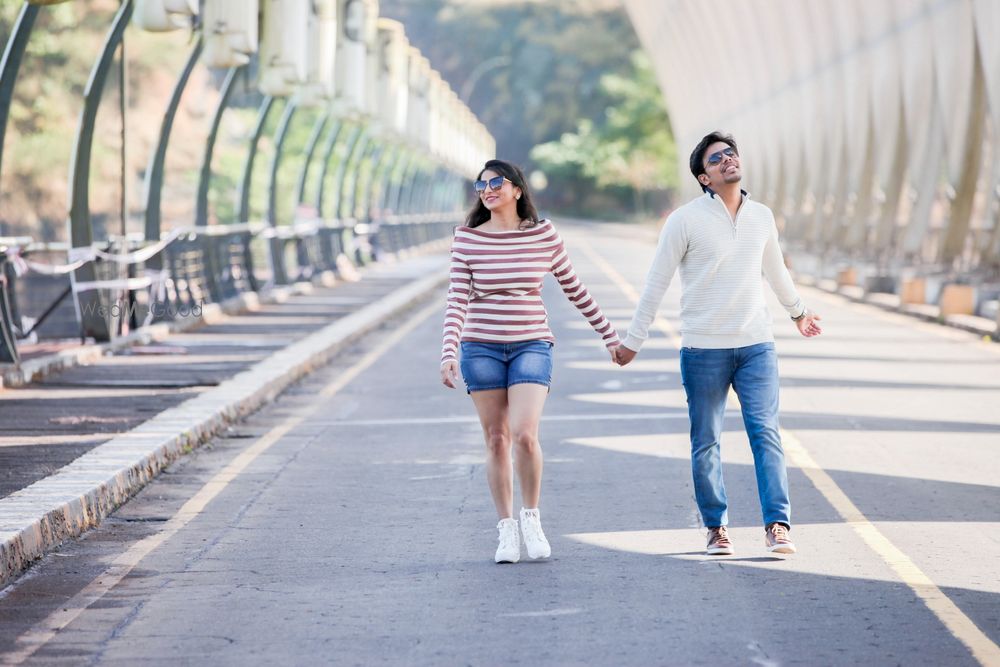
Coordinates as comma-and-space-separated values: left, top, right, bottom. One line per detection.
441, 220, 619, 363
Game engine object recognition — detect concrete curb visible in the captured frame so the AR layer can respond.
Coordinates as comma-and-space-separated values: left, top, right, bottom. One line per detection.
0, 256, 448, 587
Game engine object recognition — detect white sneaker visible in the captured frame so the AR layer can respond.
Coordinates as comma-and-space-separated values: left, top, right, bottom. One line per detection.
495, 518, 520, 563
519, 507, 551, 559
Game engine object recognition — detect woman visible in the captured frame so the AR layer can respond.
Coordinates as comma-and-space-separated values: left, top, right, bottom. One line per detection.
440, 159, 619, 564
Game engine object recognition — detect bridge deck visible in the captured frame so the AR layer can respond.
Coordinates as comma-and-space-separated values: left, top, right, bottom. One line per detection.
0, 222, 997, 664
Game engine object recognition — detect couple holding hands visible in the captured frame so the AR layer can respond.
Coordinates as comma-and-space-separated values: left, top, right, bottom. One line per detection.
440, 132, 823, 564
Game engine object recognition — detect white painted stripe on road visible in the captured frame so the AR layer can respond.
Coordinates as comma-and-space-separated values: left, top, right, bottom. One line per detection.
2, 299, 442, 666
579, 240, 1000, 666
321, 412, 691, 426
499, 608, 583, 618
0, 434, 113, 448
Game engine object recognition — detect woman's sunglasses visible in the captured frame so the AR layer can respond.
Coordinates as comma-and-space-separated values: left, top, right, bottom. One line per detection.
706, 147, 737, 166
474, 176, 511, 193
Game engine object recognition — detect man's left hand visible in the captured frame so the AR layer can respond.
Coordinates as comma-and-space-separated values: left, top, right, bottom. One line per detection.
796, 310, 823, 337
613, 345, 637, 366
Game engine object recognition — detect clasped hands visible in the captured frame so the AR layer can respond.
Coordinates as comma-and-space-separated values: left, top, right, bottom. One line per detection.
609, 344, 636, 367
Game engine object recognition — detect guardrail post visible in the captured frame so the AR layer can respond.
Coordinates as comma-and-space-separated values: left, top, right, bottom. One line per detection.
0, 4, 40, 364
235, 96, 277, 287
0, 3, 39, 191
0, 253, 21, 364
144, 38, 202, 252
266, 100, 297, 285
68, 0, 134, 341
337, 127, 370, 221
295, 112, 330, 211
400, 165, 426, 214
314, 120, 345, 218
237, 95, 277, 225
140, 39, 205, 316
356, 141, 385, 220
195, 66, 241, 227
383, 152, 411, 215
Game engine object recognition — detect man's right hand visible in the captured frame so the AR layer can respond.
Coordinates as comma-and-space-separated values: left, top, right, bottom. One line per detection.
441, 360, 460, 388
613, 346, 637, 366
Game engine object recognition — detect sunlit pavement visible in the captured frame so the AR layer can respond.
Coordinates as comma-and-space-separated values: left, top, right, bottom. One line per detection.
0, 221, 997, 666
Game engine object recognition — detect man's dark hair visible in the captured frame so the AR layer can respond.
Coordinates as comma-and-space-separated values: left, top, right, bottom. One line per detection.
689, 132, 739, 193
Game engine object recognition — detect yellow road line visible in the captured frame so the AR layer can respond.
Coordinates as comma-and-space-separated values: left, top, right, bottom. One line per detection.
781, 431, 1000, 666
3, 299, 441, 666
578, 240, 1000, 666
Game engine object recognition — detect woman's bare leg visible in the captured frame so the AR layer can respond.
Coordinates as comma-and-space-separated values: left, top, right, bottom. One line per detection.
507, 383, 549, 509
469, 389, 513, 518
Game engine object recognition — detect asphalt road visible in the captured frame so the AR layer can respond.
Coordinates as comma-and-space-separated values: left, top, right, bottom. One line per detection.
1, 222, 997, 666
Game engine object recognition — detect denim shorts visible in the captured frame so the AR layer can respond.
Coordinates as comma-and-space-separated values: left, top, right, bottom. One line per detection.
459, 340, 554, 393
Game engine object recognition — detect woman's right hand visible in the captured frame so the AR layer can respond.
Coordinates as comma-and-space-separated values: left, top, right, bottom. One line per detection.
440, 360, 460, 389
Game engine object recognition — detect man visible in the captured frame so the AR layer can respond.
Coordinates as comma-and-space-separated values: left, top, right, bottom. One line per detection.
613, 131, 822, 555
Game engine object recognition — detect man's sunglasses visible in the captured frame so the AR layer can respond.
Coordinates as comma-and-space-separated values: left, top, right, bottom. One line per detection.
706, 147, 737, 166
474, 176, 511, 192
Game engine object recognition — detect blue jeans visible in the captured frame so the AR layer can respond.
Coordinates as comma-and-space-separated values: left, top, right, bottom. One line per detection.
679, 342, 790, 528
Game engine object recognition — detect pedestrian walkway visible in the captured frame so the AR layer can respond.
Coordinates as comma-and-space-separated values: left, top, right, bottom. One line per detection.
0, 248, 448, 588
0, 222, 998, 665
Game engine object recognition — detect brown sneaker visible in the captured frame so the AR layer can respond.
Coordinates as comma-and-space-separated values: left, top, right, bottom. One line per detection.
765, 523, 796, 554
706, 526, 734, 555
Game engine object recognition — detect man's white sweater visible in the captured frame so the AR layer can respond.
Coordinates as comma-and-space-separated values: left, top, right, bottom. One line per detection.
622, 191, 805, 351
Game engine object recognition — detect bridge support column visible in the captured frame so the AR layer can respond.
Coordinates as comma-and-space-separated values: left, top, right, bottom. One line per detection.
939, 61, 988, 266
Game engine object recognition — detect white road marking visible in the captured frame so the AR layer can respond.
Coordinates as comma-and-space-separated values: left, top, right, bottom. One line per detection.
319, 412, 691, 426
499, 608, 584, 618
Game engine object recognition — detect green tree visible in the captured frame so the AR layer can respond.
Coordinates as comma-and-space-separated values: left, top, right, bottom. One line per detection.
380, 1, 676, 218
531, 51, 677, 217
380, 1, 647, 208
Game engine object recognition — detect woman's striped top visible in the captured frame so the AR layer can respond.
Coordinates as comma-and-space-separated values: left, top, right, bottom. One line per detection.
441, 219, 619, 364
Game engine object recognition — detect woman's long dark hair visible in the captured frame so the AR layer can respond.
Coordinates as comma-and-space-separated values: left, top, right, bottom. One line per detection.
464, 159, 540, 229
